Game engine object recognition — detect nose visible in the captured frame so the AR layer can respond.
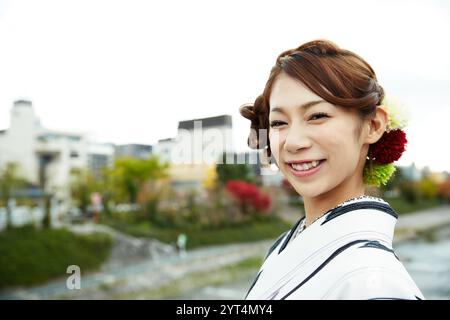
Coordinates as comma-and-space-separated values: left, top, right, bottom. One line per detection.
283, 122, 312, 154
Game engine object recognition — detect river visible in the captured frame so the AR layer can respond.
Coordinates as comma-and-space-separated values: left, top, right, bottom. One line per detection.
395, 226, 450, 299
179, 225, 450, 300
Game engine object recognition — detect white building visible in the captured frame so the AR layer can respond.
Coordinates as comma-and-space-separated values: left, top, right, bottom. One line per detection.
153, 138, 176, 164
0, 100, 114, 212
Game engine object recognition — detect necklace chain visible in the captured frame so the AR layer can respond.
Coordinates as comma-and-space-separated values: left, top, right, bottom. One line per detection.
294, 195, 384, 238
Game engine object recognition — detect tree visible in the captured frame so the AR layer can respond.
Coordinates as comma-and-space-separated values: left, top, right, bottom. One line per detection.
0, 163, 26, 230
70, 168, 101, 216
437, 180, 450, 202
379, 165, 405, 197
417, 176, 438, 200
216, 152, 255, 186
106, 156, 169, 204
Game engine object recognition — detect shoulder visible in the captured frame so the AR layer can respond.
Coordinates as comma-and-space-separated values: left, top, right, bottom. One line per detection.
323, 243, 424, 299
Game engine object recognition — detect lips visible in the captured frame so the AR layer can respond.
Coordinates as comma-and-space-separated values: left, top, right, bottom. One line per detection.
286, 159, 326, 178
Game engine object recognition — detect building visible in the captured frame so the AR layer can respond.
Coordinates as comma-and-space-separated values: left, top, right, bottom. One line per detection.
115, 144, 153, 160
153, 138, 176, 164
154, 114, 234, 165
88, 142, 115, 177
400, 162, 422, 181
153, 114, 235, 191
0, 100, 114, 213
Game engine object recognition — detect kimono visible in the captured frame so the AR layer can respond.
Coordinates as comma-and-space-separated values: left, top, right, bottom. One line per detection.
245, 196, 424, 300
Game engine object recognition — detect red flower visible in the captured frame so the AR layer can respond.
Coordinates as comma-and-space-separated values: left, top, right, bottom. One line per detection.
252, 194, 271, 212
225, 180, 271, 213
371, 129, 407, 164
225, 180, 258, 203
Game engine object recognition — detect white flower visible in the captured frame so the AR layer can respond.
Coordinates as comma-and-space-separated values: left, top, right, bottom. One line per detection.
380, 96, 411, 131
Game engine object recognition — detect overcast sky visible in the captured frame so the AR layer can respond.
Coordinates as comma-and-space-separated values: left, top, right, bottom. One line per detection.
0, 0, 449, 172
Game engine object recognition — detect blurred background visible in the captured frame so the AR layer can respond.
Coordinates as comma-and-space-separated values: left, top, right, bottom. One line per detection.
0, 0, 449, 300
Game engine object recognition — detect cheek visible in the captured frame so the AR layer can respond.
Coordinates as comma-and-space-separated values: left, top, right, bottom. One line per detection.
310, 127, 339, 152
318, 122, 356, 150
318, 127, 360, 166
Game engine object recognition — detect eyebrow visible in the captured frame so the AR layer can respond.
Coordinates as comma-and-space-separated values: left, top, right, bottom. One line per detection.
270, 100, 326, 114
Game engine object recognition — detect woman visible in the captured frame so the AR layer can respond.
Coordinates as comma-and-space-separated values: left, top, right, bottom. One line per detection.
240, 40, 424, 300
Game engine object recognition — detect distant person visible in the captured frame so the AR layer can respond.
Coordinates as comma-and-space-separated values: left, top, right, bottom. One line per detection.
90, 192, 102, 223
177, 233, 187, 258
240, 39, 424, 300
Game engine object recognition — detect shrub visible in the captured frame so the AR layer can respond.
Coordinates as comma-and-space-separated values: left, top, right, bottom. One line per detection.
225, 180, 272, 215
0, 226, 112, 289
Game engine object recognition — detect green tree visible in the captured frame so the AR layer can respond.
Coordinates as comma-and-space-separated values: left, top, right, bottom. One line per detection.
0, 163, 26, 230
70, 168, 101, 216
379, 165, 405, 196
417, 177, 438, 200
216, 152, 255, 186
400, 181, 420, 204
106, 156, 169, 204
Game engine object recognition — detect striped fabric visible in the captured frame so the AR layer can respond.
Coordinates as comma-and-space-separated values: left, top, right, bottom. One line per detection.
245, 197, 424, 300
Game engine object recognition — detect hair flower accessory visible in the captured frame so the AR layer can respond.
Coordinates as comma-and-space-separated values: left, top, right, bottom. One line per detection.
363, 163, 397, 187
381, 96, 411, 131
363, 96, 409, 187
370, 129, 407, 164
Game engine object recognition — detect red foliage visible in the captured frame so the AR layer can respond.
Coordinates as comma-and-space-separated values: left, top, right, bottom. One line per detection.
252, 193, 271, 212
371, 129, 407, 164
438, 180, 450, 199
225, 180, 271, 213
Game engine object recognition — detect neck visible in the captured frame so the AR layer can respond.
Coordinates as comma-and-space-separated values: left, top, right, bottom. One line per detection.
303, 182, 366, 227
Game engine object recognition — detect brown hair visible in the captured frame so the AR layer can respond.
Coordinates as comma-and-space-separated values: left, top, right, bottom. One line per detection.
240, 39, 384, 159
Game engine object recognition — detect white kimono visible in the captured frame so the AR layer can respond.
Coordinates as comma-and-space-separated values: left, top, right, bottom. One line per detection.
245, 196, 424, 300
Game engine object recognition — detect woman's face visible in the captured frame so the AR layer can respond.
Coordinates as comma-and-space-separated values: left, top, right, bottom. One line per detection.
268, 72, 368, 199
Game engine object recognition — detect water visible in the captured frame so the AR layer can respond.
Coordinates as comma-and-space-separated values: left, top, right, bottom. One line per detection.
395, 226, 450, 300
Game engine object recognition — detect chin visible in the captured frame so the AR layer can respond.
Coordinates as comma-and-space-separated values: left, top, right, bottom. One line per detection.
296, 187, 324, 199
286, 179, 324, 199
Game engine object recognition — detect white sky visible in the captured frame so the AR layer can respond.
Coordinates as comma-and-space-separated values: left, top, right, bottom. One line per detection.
0, 0, 449, 172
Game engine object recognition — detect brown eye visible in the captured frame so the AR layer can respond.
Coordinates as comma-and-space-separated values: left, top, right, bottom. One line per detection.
309, 113, 329, 121
270, 121, 286, 128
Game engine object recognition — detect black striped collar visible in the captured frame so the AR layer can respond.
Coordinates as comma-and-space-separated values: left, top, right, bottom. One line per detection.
278, 197, 397, 255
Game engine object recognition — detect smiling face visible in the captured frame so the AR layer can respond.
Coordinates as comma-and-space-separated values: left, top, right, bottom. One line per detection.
268, 72, 369, 199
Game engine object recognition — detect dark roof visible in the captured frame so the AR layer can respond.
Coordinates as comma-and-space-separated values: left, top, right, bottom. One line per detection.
14, 100, 32, 106
116, 144, 153, 151
158, 138, 175, 143
178, 114, 232, 130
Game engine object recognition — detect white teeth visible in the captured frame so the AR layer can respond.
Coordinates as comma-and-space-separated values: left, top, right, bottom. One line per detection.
291, 160, 321, 171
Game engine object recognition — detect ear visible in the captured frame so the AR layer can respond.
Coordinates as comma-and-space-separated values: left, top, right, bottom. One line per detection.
364, 106, 388, 144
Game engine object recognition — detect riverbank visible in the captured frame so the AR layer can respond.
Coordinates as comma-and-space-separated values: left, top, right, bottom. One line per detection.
1, 204, 449, 300
394, 204, 450, 243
